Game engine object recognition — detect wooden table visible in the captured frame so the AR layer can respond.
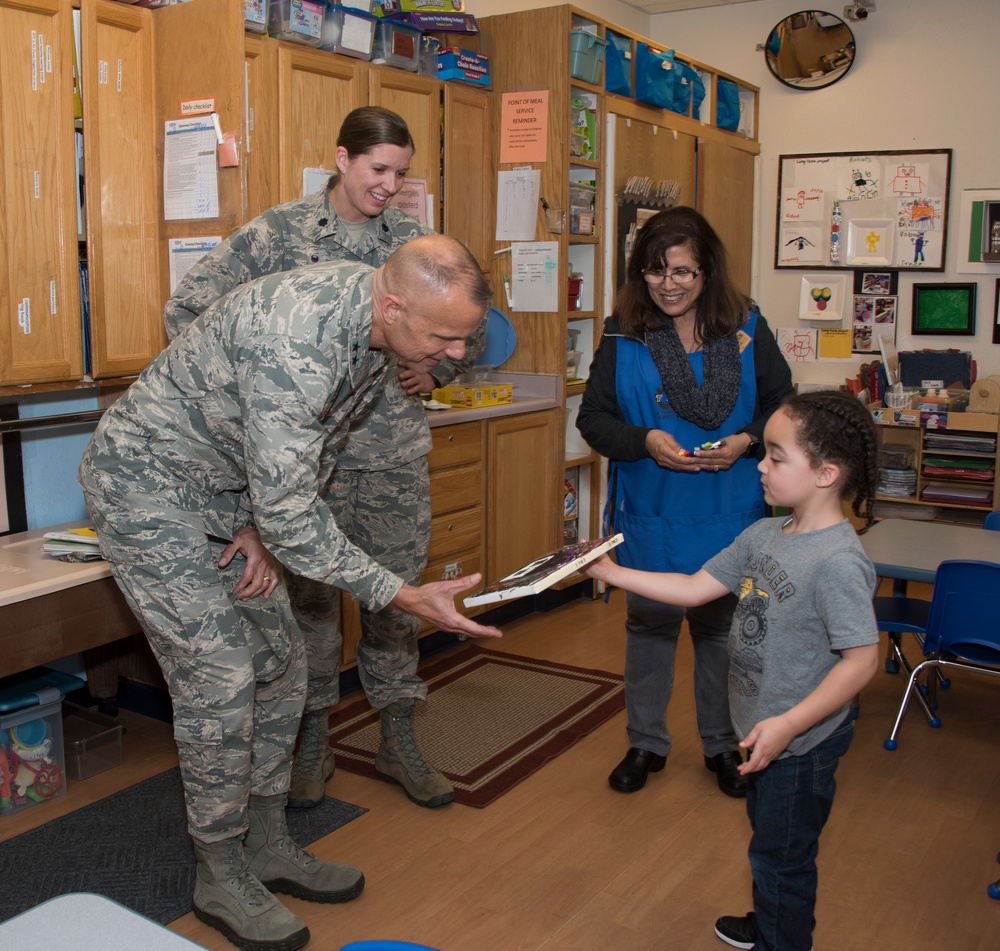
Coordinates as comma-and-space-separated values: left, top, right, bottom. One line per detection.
0, 521, 139, 680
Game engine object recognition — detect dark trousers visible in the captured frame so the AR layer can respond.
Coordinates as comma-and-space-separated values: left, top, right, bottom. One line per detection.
746, 713, 855, 951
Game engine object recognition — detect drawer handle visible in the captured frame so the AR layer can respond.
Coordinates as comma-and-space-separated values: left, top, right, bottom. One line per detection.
448, 435, 455, 443
447, 524, 455, 532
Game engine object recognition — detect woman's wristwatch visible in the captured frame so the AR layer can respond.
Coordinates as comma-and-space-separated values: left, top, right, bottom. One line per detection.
742, 433, 760, 458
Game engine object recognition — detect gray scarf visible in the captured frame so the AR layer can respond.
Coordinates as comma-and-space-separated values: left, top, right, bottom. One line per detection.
646, 319, 742, 429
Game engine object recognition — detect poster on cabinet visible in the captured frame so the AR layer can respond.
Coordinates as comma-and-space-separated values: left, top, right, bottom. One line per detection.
776, 150, 952, 271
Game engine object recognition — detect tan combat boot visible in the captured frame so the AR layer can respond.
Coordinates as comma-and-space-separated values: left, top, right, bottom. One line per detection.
244, 793, 364, 904
288, 708, 335, 809
192, 834, 309, 951
374, 699, 455, 808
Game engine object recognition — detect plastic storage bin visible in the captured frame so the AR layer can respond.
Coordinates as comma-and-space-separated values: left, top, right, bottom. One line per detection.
417, 33, 443, 77
62, 703, 124, 781
244, 0, 270, 34
569, 30, 609, 85
0, 668, 83, 816
371, 18, 421, 71
268, 0, 325, 47
322, 6, 377, 58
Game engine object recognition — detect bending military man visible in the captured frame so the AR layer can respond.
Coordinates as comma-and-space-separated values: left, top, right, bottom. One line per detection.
79, 235, 501, 951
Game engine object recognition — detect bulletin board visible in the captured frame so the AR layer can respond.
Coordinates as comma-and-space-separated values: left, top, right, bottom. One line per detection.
775, 149, 952, 272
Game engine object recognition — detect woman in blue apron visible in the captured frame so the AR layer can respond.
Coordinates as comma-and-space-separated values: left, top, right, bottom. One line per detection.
577, 207, 792, 798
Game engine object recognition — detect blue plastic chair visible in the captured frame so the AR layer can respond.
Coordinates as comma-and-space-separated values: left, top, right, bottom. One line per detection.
984, 510, 1000, 532
883, 559, 1000, 750
338, 942, 441, 951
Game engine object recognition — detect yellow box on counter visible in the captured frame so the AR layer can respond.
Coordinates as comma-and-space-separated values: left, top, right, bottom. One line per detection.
432, 382, 513, 408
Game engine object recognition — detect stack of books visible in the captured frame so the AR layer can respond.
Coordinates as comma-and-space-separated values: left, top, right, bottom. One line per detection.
877, 466, 917, 497
42, 527, 104, 561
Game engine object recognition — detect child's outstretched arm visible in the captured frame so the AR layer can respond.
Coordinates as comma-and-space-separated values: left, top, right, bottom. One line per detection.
582, 556, 729, 608
738, 643, 879, 774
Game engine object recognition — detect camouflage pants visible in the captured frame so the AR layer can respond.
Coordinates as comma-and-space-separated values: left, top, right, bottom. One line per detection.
84, 500, 306, 843
286, 455, 431, 713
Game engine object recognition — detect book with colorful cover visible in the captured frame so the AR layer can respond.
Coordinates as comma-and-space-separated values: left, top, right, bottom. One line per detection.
463, 533, 624, 607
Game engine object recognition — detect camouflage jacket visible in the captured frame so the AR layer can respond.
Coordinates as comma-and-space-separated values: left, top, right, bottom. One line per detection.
163, 186, 486, 470
83, 262, 405, 612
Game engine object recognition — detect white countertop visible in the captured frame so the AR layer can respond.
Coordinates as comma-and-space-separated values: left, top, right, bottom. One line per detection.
0, 520, 112, 608
425, 371, 562, 428
1, 374, 562, 608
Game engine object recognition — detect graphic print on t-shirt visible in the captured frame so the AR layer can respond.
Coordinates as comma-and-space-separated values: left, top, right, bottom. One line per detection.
730, 554, 796, 700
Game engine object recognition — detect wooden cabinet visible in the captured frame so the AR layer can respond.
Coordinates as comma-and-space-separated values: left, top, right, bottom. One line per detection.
1, 0, 492, 390
486, 409, 561, 582
0, 0, 83, 385
339, 410, 559, 666
479, 5, 760, 558
83, 0, 163, 379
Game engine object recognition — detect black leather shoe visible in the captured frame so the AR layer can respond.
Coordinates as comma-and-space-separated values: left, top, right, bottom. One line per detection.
705, 751, 747, 798
608, 748, 667, 793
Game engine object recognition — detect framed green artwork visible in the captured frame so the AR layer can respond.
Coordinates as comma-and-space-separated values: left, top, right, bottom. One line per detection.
911, 283, 976, 336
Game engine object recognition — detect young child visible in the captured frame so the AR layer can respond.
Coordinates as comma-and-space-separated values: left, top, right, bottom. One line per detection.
584, 390, 881, 951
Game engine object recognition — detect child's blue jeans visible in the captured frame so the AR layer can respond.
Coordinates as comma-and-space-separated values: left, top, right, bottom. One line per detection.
746, 712, 855, 951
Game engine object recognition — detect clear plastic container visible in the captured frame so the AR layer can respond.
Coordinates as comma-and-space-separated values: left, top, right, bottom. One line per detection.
321, 6, 377, 59
371, 18, 421, 71
62, 702, 124, 781
245, 0, 270, 34
268, 0, 325, 47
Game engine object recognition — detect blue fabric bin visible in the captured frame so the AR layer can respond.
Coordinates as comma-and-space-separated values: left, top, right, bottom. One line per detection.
604, 32, 632, 97
635, 43, 677, 111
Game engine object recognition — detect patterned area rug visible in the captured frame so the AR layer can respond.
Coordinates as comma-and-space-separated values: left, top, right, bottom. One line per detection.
0, 767, 366, 926
329, 646, 625, 807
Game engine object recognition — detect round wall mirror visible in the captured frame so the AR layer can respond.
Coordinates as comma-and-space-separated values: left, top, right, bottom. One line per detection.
764, 11, 856, 89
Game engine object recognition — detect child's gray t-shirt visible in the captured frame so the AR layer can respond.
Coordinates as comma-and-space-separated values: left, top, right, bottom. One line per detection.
704, 516, 879, 758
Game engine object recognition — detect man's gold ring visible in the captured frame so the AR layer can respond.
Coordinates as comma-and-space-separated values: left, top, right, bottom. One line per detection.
714, 465, 720, 472
263, 575, 270, 582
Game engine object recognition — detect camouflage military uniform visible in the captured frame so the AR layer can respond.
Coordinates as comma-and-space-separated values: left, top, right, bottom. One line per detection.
80, 262, 398, 841
164, 185, 484, 712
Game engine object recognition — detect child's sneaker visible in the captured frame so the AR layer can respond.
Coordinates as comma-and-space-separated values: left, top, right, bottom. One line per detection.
714, 913, 756, 949
714, 913, 813, 950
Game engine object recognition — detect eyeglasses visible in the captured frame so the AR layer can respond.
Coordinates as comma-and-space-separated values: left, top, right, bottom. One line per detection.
642, 267, 702, 285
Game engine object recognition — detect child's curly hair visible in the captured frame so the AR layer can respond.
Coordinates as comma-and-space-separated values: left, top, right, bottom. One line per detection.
781, 389, 879, 531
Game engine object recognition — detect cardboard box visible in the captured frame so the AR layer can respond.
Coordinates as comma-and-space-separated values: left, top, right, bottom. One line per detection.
437, 48, 489, 86
432, 382, 512, 408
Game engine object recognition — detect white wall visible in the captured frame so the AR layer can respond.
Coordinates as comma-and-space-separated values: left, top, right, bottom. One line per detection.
465, 0, 650, 37
648, 0, 1000, 384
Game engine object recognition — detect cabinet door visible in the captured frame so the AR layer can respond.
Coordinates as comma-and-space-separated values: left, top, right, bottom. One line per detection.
443, 84, 491, 269
275, 45, 366, 203
82, 0, 163, 379
244, 34, 279, 220
697, 138, 755, 296
369, 69, 440, 222
0, 0, 82, 385
486, 410, 561, 582
612, 114, 696, 293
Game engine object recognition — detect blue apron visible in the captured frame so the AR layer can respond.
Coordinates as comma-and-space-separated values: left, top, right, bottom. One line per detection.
607, 310, 764, 573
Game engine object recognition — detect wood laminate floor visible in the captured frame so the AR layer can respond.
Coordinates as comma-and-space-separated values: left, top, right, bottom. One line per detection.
4, 584, 999, 950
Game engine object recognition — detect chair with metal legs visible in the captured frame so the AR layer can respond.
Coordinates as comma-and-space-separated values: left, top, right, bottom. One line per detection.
882, 559, 1000, 750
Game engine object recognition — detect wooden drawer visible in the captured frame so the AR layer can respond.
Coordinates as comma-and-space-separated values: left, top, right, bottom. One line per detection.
429, 421, 482, 471
421, 548, 483, 587
428, 505, 482, 563
420, 549, 484, 631
430, 462, 483, 515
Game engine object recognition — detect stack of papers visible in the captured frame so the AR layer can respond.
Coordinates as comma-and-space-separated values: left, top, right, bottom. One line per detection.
42, 527, 104, 562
